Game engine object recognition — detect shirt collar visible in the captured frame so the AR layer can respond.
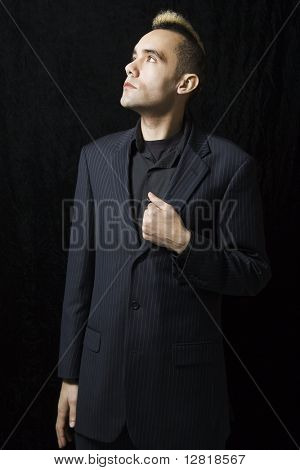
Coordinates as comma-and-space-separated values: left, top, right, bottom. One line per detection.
131, 109, 193, 169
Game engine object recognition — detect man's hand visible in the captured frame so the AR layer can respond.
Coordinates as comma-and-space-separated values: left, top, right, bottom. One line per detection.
142, 192, 191, 254
56, 380, 78, 448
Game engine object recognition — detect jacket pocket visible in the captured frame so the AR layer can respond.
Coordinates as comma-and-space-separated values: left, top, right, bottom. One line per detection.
172, 341, 221, 366
83, 326, 101, 352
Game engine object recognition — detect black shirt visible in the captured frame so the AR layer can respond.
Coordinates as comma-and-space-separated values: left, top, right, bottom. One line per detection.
128, 110, 193, 243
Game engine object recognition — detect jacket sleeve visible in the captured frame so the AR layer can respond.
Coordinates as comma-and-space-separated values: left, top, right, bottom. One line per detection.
57, 146, 95, 379
171, 156, 272, 296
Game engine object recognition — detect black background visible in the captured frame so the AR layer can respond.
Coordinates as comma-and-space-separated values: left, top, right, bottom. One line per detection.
0, 0, 299, 449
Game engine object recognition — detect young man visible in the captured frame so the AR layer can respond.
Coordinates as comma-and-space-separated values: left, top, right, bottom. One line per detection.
56, 10, 272, 450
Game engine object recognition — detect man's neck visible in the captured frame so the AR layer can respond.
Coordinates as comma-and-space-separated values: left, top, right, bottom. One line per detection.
140, 110, 185, 141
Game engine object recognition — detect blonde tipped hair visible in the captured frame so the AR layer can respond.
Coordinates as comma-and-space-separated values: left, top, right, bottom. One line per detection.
152, 9, 205, 54
151, 9, 206, 101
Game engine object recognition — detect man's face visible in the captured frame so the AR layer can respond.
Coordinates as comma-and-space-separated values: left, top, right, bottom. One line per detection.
120, 29, 184, 114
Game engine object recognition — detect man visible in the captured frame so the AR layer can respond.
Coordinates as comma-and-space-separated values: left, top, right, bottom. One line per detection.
56, 10, 272, 450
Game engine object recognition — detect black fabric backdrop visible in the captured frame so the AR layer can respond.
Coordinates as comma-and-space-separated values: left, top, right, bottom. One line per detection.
0, 0, 299, 449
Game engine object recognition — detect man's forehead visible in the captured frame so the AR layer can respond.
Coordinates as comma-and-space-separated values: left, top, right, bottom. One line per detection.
135, 29, 182, 56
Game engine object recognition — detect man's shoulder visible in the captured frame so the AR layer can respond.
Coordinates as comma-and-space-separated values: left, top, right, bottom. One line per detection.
82, 127, 133, 157
205, 131, 255, 173
208, 132, 250, 160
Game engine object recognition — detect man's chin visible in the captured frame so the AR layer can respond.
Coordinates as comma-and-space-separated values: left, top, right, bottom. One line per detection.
120, 97, 141, 112
120, 96, 130, 107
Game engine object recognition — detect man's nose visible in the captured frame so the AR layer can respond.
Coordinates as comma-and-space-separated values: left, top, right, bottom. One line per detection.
125, 62, 138, 77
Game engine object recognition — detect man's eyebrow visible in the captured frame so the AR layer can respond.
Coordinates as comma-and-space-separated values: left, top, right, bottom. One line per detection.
131, 48, 167, 62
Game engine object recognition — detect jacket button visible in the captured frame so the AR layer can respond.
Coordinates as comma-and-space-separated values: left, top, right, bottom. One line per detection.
131, 300, 140, 310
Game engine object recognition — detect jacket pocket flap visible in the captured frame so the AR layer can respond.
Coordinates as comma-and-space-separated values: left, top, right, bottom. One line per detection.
84, 326, 101, 352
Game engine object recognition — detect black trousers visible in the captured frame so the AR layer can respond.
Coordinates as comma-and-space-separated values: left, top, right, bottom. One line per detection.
75, 424, 137, 450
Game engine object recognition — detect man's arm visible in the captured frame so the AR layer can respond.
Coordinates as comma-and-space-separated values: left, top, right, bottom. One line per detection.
57, 146, 95, 379
171, 156, 272, 296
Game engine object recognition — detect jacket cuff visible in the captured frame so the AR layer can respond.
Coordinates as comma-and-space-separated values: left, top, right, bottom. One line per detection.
171, 230, 194, 274
61, 378, 79, 384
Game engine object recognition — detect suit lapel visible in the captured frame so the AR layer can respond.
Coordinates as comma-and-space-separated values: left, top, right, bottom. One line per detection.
111, 115, 212, 256
111, 125, 141, 249
161, 121, 211, 212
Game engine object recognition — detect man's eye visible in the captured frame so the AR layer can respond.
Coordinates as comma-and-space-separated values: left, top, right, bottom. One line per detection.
131, 55, 156, 62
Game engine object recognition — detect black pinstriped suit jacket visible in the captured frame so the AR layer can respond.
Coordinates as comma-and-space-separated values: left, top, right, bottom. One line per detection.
57, 114, 272, 449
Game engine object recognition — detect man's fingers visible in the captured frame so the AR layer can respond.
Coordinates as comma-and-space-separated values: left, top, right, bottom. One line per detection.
56, 404, 69, 448
56, 425, 67, 448
56, 421, 67, 448
148, 191, 168, 209
56, 418, 74, 447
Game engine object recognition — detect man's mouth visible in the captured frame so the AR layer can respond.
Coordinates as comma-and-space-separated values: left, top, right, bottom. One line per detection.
123, 81, 137, 89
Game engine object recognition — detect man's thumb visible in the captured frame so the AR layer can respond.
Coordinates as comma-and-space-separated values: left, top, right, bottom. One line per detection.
69, 405, 76, 428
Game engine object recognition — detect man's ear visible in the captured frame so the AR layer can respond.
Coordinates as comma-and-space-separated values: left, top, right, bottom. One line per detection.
177, 74, 199, 96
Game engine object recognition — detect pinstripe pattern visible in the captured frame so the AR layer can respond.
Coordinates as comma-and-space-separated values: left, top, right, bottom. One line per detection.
58, 115, 272, 449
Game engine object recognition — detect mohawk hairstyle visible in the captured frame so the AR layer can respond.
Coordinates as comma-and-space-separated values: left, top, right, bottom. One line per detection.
151, 9, 206, 102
